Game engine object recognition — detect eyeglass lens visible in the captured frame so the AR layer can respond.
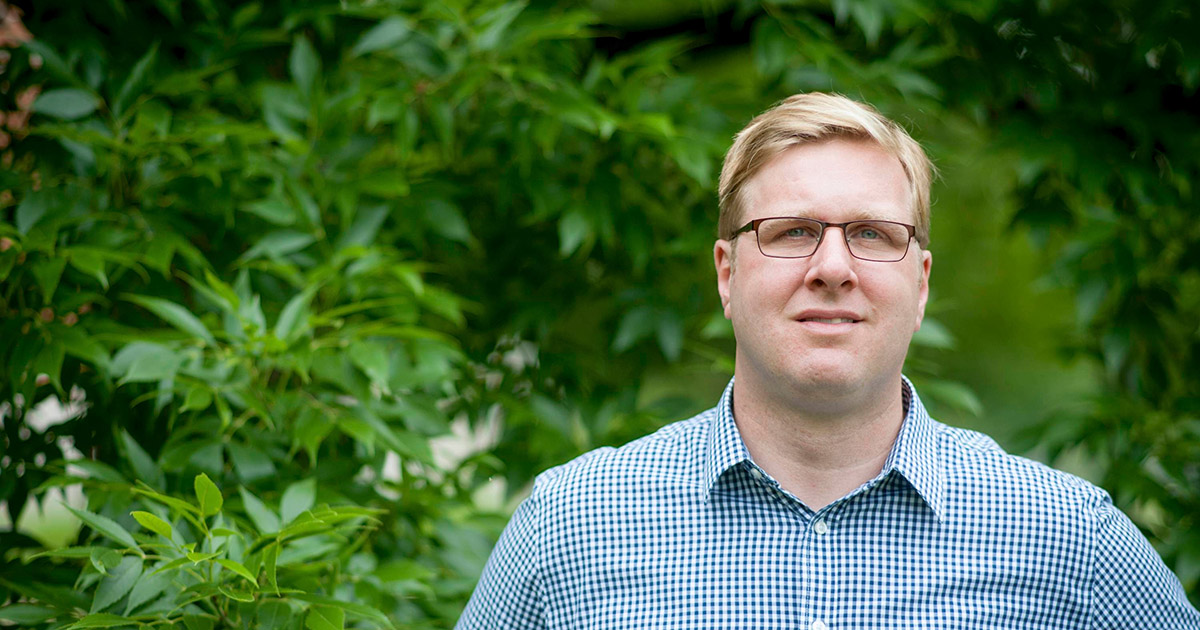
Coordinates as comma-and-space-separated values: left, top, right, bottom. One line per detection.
756, 218, 911, 261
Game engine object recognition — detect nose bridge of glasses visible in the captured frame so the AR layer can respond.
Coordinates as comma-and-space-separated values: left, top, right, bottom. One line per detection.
813, 222, 854, 258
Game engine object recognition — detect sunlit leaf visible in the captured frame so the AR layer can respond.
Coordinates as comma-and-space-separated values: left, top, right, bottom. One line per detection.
33, 88, 100, 120
131, 511, 172, 540
124, 294, 216, 345
64, 505, 139, 551
280, 478, 316, 524
194, 473, 223, 517
352, 17, 412, 56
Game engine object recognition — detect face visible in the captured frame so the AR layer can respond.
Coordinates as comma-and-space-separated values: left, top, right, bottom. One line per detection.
714, 138, 932, 412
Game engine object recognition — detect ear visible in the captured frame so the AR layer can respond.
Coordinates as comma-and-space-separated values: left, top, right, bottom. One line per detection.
714, 239, 734, 320
914, 248, 932, 331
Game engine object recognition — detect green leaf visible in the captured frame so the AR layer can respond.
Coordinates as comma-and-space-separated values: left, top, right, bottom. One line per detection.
181, 386, 213, 413
64, 505, 140, 551
655, 311, 684, 361
31, 256, 67, 301
474, 1, 526, 52
194, 473, 223, 517
912, 318, 955, 349
0, 604, 59, 624
112, 341, 182, 384
256, 601, 293, 630
238, 486, 280, 534
219, 584, 255, 602
124, 294, 216, 345
16, 191, 49, 235
244, 198, 296, 226
240, 231, 316, 261
356, 409, 433, 463
336, 204, 388, 249
919, 379, 984, 417
181, 614, 214, 630
227, 442, 276, 482
91, 556, 143, 613
290, 36, 320, 96
613, 306, 656, 353
289, 594, 393, 629
186, 551, 220, 563
31, 546, 105, 560
55, 325, 112, 375
123, 569, 172, 615
21, 40, 80, 87
113, 44, 159, 118
132, 482, 203, 516
216, 558, 257, 584
263, 542, 279, 594
374, 560, 433, 583
34, 340, 66, 392
120, 430, 164, 491
280, 478, 315, 524
352, 17, 412, 56
305, 606, 344, 630
274, 288, 314, 342
68, 613, 136, 629
558, 208, 589, 257
423, 198, 471, 243
33, 88, 101, 120
90, 548, 123, 574
68, 249, 109, 289
131, 511, 172, 540
348, 340, 390, 390
293, 407, 333, 465
151, 556, 192, 575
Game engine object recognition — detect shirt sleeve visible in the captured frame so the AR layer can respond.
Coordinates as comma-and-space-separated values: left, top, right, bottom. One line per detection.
456, 489, 546, 630
1089, 498, 1200, 629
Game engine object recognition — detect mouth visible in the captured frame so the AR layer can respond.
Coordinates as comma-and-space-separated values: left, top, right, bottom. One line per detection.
795, 310, 863, 324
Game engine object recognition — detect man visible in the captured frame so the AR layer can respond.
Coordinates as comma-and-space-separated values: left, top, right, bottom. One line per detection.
457, 93, 1200, 628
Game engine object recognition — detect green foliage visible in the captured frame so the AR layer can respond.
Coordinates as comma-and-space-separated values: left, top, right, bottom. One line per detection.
3, 0, 1195, 624
5, 470, 386, 629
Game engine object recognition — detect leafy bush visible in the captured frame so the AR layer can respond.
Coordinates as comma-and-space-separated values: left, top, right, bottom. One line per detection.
0, 1, 753, 627
6, 0, 1194, 627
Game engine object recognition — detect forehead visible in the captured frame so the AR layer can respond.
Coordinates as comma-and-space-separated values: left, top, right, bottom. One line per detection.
741, 138, 912, 223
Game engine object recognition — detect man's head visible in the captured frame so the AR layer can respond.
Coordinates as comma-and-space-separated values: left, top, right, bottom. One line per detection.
713, 93, 934, 414
718, 93, 932, 248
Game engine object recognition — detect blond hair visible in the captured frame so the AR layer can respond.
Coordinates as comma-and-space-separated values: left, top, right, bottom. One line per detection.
718, 93, 933, 246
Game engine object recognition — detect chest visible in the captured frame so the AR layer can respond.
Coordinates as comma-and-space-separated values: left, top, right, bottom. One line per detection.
539, 494, 1092, 629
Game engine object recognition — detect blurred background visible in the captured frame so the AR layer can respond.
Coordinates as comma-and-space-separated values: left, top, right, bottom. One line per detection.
0, 0, 1197, 627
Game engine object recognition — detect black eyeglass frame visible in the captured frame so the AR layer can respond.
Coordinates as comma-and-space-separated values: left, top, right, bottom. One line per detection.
730, 217, 919, 262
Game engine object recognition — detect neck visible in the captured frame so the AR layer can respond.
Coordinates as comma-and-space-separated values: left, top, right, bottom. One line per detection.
731, 375, 906, 511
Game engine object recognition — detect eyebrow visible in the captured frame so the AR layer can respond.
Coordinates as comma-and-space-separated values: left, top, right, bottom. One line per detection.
778, 209, 903, 222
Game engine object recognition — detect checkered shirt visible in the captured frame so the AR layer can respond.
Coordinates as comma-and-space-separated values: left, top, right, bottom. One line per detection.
458, 378, 1200, 629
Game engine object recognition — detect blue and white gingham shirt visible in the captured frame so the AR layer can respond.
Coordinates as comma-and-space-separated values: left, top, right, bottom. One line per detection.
459, 378, 1200, 629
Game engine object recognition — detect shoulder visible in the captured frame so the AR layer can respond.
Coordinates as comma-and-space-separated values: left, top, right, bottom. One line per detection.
932, 421, 1113, 518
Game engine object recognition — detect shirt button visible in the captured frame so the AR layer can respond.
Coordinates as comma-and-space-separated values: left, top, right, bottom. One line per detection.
813, 519, 829, 535
811, 620, 827, 630
750, 467, 764, 480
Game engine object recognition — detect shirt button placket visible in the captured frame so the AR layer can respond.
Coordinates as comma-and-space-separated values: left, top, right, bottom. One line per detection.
808, 515, 832, 630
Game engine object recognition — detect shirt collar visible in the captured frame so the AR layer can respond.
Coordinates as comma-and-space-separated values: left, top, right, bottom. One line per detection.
702, 378, 752, 498
701, 376, 946, 522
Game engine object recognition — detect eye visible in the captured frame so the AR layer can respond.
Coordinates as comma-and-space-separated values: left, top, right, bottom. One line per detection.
784, 227, 812, 238
858, 228, 881, 240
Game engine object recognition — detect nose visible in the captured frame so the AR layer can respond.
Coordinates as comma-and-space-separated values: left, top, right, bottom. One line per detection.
803, 227, 858, 290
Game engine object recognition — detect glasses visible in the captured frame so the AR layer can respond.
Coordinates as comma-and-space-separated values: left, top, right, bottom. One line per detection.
731, 217, 917, 262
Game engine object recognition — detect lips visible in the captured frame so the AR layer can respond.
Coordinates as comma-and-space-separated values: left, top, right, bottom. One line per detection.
795, 310, 863, 323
